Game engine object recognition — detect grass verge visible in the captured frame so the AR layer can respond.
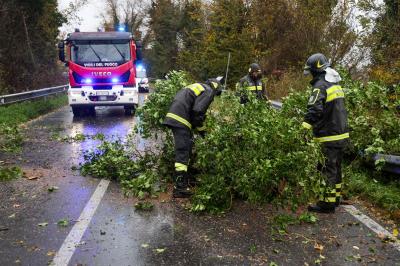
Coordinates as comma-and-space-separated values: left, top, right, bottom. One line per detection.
345, 166, 400, 220
0, 94, 68, 152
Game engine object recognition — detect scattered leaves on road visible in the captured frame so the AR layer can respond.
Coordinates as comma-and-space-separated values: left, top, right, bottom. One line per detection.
0, 166, 22, 181
57, 219, 69, 227
393, 228, 398, 237
38, 222, 48, 227
314, 243, 324, 251
134, 201, 154, 211
47, 250, 56, 257
48, 186, 59, 192
141, 244, 150, 248
154, 248, 166, 253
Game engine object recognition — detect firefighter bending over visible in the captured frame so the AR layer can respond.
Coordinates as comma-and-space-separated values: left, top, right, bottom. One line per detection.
163, 78, 223, 198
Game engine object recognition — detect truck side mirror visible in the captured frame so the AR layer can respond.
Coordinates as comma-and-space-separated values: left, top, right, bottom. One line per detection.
58, 41, 65, 62
135, 41, 143, 61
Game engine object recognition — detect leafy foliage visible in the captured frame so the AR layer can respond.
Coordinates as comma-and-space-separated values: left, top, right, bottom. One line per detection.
191, 92, 324, 212
82, 70, 400, 213
0, 0, 66, 94
105, 72, 323, 212
345, 165, 400, 214
0, 166, 23, 181
0, 95, 67, 153
278, 70, 400, 156
135, 71, 191, 137
81, 140, 140, 181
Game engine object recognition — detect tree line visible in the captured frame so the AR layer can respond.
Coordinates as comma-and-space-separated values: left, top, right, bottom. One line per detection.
104, 0, 399, 89
0, 0, 397, 95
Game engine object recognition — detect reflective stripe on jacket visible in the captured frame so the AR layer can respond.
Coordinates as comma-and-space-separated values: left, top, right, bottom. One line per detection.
163, 83, 216, 130
303, 73, 349, 146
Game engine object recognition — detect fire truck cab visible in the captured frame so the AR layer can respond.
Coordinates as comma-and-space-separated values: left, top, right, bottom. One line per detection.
58, 31, 142, 116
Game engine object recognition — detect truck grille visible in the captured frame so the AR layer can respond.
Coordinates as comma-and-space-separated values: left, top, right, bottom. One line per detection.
88, 95, 118, 102
93, 85, 112, 90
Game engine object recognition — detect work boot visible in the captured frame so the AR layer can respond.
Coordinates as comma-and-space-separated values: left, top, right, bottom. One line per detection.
173, 173, 193, 198
308, 201, 335, 214
187, 167, 200, 187
335, 183, 342, 207
335, 197, 341, 207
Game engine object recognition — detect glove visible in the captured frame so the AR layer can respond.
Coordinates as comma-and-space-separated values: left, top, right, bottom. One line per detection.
302, 122, 312, 130
301, 122, 312, 142
195, 126, 206, 138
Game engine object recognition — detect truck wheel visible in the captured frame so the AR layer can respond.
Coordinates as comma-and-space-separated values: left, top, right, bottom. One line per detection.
124, 106, 135, 116
72, 106, 81, 117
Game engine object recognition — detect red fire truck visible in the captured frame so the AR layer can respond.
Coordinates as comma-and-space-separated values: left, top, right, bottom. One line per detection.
58, 31, 142, 116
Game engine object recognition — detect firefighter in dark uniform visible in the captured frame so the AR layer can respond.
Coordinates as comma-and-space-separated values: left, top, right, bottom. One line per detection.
163, 78, 223, 198
236, 63, 268, 104
302, 53, 349, 213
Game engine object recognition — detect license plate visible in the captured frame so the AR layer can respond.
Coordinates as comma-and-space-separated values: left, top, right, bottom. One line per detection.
96, 91, 109, 96
98, 96, 108, 101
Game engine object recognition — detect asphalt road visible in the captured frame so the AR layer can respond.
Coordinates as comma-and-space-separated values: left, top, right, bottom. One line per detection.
1, 94, 400, 266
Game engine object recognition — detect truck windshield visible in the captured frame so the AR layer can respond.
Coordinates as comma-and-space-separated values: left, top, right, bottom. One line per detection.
71, 41, 131, 63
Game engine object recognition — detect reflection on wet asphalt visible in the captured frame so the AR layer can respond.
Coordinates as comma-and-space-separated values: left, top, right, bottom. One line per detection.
1, 93, 400, 265
0, 94, 178, 265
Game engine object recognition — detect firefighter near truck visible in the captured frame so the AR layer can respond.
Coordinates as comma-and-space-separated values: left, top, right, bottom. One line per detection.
58, 31, 143, 116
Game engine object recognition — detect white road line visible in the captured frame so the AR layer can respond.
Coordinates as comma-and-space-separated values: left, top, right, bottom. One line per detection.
51, 179, 110, 266
343, 205, 400, 252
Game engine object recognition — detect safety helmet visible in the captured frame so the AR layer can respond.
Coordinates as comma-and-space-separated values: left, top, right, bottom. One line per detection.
249, 63, 262, 80
303, 53, 330, 75
206, 76, 224, 96
248, 63, 261, 73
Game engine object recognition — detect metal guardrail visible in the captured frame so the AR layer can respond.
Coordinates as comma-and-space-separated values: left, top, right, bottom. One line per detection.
270, 99, 400, 174
270, 100, 283, 109
0, 85, 68, 106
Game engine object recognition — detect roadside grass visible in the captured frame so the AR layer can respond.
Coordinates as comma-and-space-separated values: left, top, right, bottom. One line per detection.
0, 94, 67, 152
0, 94, 67, 125
345, 166, 400, 220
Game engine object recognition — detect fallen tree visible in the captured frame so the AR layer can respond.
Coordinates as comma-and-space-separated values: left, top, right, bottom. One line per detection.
81, 70, 400, 213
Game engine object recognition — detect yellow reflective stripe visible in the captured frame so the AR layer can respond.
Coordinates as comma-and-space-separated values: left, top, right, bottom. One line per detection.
166, 113, 192, 129
325, 197, 337, 203
335, 183, 342, 189
302, 122, 312, 130
336, 191, 341, 197
326, 85, 344, 102
314, 133, 349, 142
175, 163, 188, 172
197, 126, 206, 131
246, 86, 261, 91
186, 83, 205, 96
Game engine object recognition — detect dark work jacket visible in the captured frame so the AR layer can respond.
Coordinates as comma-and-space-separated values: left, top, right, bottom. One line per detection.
237, 74, 267, 102
163, 83, 216, 130
303, 74, 349, 147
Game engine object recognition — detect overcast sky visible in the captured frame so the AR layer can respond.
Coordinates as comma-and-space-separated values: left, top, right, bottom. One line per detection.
58, 0, 105, 33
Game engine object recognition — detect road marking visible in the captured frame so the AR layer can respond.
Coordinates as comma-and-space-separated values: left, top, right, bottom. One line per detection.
51, 179, 110, 266
343, 205, 400, 252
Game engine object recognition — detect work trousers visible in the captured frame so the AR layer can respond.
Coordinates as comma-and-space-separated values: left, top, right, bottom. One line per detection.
171, 127, 193, 172
319, 144, 344, 203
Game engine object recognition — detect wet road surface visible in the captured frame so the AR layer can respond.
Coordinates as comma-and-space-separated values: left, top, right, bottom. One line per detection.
1, 95, 400, 265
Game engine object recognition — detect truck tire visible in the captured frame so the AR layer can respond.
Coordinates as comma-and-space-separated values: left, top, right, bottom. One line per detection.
72, 106, 81, 117
124, 106, 135, 116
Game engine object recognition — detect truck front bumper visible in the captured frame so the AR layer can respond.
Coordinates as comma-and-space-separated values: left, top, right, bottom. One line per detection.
68, 85, 139, 107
